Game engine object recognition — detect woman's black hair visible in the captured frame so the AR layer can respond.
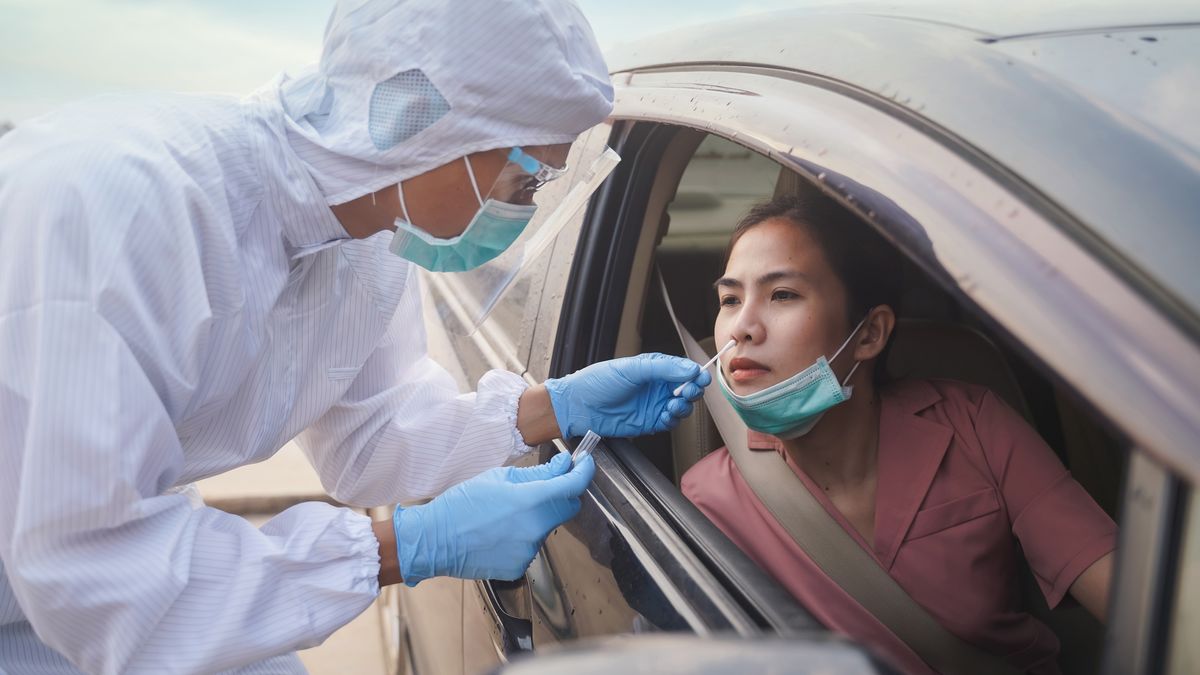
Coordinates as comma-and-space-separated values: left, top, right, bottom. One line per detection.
725, 191, 903, 383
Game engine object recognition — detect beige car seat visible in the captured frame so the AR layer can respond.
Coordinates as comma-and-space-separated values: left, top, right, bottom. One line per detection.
671, 336, 723, 483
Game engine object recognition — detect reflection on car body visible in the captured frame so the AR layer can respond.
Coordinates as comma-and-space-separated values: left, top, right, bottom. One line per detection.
380, 1, 1200, 674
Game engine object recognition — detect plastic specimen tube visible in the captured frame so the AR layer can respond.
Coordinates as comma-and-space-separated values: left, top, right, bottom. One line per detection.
571, 430, 602, 465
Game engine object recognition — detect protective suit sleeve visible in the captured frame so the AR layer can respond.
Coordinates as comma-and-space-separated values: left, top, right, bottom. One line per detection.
295, 272, 532, 506
0, 303, 380, 675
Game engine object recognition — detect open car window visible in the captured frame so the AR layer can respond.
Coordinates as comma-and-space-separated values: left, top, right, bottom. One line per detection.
600, 124, 1131, 675
624, 130, 1127, 502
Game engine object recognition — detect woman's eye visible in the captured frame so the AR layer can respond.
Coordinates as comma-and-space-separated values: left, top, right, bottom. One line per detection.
771, 290, 798, 301
719, 295, 740, 307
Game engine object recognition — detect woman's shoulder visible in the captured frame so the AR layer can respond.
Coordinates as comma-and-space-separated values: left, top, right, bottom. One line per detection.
883, 377, 1049, 477
880, 377, 994, 418
881, 378, 1028, 453
680, 446, 736, 502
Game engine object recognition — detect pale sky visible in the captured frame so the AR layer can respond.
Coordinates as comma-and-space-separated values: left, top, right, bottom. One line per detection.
0, 0, 806, 124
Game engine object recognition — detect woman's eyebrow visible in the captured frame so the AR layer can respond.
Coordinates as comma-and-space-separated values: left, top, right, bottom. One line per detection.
757, 270, 810, 286
713, 270, 808, 290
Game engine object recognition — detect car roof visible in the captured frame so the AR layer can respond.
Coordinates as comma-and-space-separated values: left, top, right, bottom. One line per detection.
606, 0, 1200, 336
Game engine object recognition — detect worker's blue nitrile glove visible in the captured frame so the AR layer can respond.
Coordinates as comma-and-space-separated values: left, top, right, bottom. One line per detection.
543, 353, 712, 439
393, 452, 595, 585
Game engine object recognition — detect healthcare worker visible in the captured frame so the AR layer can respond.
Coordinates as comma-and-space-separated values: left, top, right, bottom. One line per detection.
0, 1, 710, 673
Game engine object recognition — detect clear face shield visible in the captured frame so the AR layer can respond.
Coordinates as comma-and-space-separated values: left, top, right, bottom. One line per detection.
426, 140, 620, 335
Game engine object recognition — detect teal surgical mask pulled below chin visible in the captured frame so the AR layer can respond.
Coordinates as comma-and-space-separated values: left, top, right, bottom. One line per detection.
389, 156, 537, 272
718, 316, 868, 439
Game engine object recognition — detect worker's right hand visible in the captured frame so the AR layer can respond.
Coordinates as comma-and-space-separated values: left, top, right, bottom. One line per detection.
392, 452, 595, 584
544, 353, 711, 439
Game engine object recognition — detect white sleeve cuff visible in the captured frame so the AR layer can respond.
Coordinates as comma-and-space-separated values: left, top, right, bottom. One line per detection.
258, 504, 380, 648
477, 369, 534, 459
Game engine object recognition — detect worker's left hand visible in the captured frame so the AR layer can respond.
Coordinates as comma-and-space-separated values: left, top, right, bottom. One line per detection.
394, 452, 594, 584
544, 353, 711, 439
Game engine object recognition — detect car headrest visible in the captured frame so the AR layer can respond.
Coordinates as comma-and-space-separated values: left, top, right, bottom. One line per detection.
885, 318, 1032, 422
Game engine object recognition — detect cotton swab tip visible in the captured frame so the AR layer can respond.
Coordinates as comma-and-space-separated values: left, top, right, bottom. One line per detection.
674, 339, 737, 396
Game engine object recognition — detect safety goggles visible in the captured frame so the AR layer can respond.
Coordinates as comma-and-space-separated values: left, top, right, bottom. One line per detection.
481, 146, 570, 206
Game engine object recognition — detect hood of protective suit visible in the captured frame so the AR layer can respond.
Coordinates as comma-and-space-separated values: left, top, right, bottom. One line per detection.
278, 0, 614, 206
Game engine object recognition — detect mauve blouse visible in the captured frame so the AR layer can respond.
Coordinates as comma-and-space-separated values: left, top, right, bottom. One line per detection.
683, 378, 1116, 674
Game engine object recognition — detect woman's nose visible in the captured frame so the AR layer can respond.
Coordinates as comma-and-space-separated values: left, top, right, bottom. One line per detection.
728, 305, 764, 345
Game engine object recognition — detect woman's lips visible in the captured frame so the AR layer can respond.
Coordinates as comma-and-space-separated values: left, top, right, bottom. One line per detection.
728, 357, 770, 384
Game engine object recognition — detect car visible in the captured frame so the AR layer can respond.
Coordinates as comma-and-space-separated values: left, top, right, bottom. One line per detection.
372, 2, 1200, 673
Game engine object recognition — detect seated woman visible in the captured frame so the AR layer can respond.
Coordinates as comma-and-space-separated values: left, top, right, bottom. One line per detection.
681, 193, 1116, 675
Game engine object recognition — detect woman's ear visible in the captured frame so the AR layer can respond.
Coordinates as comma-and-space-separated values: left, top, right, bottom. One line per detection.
853, 305, 896, 362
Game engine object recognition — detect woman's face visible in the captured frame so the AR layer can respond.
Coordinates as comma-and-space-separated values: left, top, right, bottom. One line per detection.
714, 217, 854, 396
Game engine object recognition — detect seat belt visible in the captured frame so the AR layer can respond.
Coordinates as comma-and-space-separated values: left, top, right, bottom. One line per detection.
657, 273, 1021, 675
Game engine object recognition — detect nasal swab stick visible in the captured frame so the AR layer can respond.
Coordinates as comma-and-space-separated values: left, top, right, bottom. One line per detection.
673, 339, 736, 397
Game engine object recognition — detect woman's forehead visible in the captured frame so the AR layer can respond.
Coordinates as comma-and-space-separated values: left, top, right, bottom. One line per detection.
726, 219, 830, 279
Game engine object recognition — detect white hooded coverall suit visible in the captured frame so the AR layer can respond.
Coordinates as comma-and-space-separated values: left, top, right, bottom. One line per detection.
0, 0, 614, 672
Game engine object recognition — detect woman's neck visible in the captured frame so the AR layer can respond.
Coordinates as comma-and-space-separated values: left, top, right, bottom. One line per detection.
781, 380, 881, 491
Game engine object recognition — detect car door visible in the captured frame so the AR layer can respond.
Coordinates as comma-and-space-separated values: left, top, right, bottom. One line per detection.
583, 60, 1200, 675
407, 52, 1199, 675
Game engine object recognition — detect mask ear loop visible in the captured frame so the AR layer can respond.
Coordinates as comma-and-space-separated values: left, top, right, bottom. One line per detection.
370, 162, 378, 207
841, 361, 863, 387
463, 156, 484, 207
396, 180, 413, 225
830, 313, 871, 386
398, 156, 484, 232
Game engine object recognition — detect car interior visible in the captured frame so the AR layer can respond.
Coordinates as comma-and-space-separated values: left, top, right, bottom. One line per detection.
610, 128, 1128, 675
